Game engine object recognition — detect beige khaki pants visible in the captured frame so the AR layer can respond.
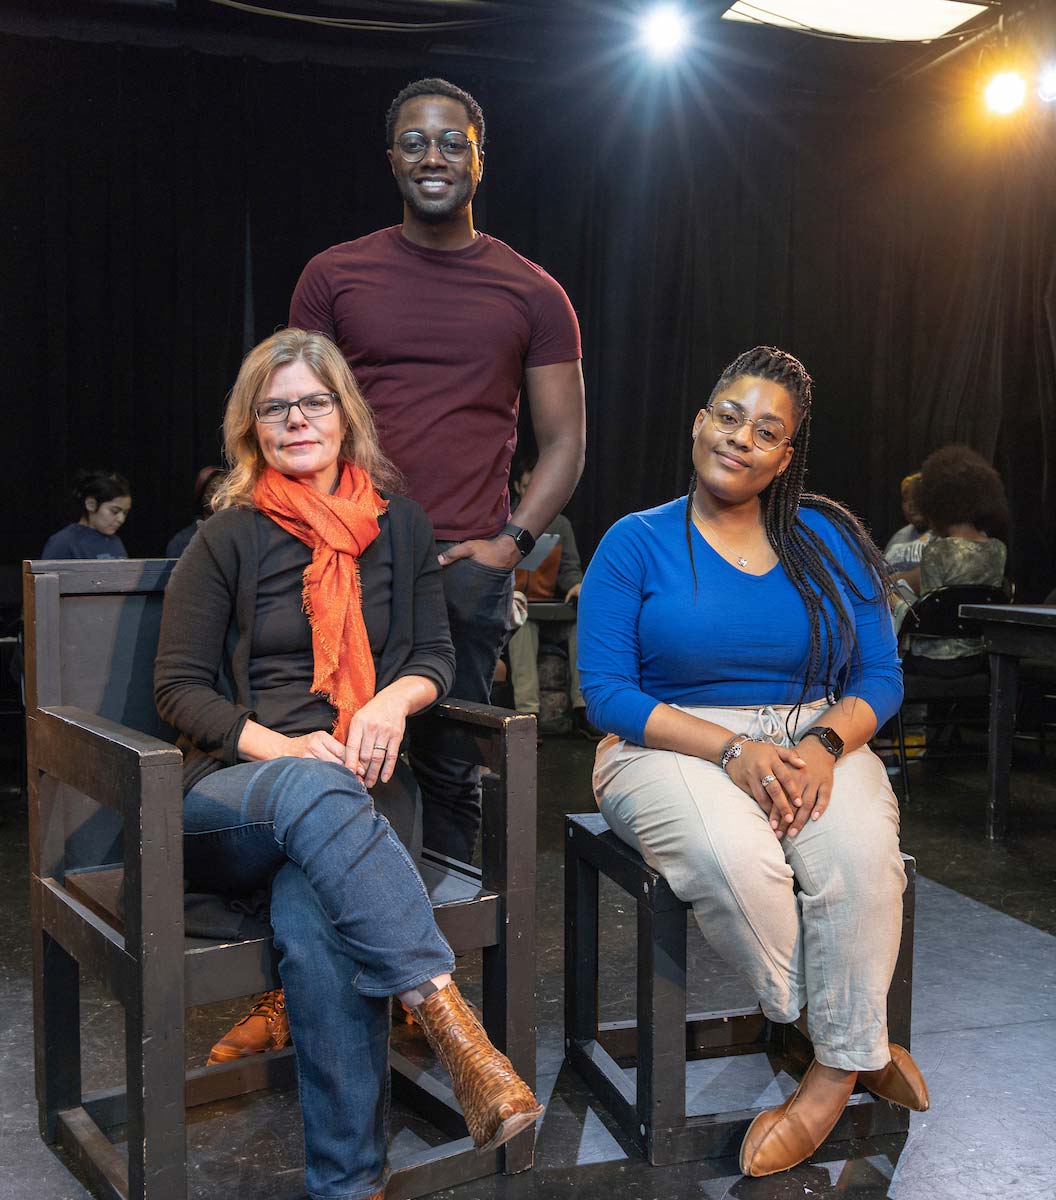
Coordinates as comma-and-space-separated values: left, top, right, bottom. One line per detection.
592, 701, 906, 1071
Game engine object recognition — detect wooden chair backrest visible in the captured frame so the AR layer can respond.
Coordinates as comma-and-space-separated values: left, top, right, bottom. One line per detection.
24, 559, 176, 870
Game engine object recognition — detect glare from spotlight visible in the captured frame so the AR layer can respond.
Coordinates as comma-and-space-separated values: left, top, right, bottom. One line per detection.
984, 71, 1026, 115
1039, 64, 1056, 103
640, 5, 691, 60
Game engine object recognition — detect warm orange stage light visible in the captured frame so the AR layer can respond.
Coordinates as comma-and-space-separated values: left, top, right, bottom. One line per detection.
984, 70, 1027, 115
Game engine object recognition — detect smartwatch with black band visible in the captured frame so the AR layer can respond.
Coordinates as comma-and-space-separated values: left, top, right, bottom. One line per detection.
501, 522, 536, 559
799, 725, 845, 760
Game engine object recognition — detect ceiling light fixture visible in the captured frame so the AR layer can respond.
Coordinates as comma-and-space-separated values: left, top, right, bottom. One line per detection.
721, 0, 988, 42
985, 70, 1027, 114
640, 5, 692, 60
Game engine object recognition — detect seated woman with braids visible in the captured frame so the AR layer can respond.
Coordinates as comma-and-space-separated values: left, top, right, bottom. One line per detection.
577, 346, 928, 1179
154, 329, 541, 1200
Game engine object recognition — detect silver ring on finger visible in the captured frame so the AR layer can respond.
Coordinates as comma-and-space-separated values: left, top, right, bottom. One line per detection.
760, 773, 777, 787
372, 745, 387, 755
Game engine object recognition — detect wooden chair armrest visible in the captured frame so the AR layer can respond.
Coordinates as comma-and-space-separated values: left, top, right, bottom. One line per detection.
27, 704, 182, 813
416, 700, 535, 776
430, 698, 528, 729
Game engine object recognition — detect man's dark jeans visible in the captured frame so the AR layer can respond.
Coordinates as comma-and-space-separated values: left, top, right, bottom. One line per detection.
409, 544, 513, 863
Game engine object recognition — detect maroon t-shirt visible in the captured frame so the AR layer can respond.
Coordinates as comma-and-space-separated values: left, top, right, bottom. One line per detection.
289, 226, 582, 541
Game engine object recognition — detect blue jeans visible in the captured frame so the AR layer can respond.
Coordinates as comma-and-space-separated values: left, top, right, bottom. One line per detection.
408, 547, 513, 862
183, 758, 455, 1200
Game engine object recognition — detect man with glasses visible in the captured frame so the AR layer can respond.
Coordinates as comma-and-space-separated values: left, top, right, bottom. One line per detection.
290, 78, 585, 863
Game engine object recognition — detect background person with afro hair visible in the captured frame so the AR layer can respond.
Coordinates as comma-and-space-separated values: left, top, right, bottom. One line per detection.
896, 445, 1010, 677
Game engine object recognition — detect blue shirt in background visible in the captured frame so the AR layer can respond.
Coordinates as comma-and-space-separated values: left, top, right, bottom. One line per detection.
41, 523, 128, 560
577, 498, 902, 744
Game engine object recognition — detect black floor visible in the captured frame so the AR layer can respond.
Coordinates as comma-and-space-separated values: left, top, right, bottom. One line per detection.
1, 738, 1055, 1200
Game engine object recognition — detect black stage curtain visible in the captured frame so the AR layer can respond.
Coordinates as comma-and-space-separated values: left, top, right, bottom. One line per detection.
4, 35, 1054, 599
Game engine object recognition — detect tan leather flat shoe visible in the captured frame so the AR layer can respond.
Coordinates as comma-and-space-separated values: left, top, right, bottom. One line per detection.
859, 1043, 930, 1111
411, 982, 543, 1151
739, 1060, 856, 1177
207, 988, 291, 1065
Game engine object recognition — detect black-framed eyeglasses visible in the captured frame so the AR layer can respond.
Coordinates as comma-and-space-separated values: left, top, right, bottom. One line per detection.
706, 400, 790, 452
393, 131, 479, 163
254, 392, 338, 424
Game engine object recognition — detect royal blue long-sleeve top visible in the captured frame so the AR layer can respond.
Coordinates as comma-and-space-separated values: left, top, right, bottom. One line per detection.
577, 498, 903, 744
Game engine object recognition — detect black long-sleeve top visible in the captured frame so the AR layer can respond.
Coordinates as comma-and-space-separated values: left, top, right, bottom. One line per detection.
155, 492, 455, 792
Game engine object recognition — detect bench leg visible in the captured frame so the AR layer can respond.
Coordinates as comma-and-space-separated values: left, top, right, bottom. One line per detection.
636, 897, 687, 1164
564, 823, 600, 1049
124, 978, 188, 1199
35, 925, 81, 1143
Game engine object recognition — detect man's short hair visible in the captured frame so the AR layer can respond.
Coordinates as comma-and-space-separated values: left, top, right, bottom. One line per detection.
385, 78, 486, 149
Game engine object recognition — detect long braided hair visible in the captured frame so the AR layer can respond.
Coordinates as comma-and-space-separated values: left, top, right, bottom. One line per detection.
685, 346, 891, 731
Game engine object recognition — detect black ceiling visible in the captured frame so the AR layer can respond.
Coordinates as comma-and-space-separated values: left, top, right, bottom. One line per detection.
3, 0, 1052, 107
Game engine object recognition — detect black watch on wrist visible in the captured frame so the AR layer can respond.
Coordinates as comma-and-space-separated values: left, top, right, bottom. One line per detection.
501, 522, 536, 559
799, 726, 845, 760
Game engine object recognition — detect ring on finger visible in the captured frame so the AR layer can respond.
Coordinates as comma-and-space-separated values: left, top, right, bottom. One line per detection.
371, 745, 387, 756
760, 773, 777, 787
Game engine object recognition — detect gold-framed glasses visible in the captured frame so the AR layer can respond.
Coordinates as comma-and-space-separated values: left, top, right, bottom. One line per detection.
706, 400, 790, 452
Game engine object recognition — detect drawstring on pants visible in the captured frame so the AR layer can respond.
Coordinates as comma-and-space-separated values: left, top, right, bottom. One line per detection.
753, 705, 785, 745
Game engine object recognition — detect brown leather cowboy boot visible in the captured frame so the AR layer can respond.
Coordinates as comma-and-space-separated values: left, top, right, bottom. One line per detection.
410, 982, 543, 1151
207, 988, 291, 1065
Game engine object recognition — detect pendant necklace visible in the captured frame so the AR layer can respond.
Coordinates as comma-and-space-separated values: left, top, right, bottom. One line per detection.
693, 510, 754, 570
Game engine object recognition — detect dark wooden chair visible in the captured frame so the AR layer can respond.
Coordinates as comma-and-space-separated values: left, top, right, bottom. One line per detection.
564, 812, 916, 1166
894, 583, 1011, 803
24, 558, 538, 1200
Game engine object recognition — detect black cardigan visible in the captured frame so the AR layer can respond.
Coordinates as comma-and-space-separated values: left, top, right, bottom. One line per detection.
154, 492, 455, 792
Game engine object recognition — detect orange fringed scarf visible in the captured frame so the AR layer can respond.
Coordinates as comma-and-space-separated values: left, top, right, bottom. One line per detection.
253, 462, 388, 742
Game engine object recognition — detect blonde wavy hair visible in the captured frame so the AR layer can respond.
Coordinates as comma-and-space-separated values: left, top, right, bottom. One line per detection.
213, 329, 401, 511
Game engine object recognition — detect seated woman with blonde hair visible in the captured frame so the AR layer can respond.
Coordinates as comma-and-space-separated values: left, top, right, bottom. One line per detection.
578, 346, 928, 1179
155, 328, 541, 1200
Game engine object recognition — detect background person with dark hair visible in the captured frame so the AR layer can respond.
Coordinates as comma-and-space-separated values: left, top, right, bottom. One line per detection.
900, 444, 1010, 677
289, 76, 586, 863
883, 472, 932, 574
41, 468, 131, 559
579, 346, 926, 1179
165, 465, 227, 559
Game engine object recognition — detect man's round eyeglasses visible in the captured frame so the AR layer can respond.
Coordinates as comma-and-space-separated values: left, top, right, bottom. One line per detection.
254, 393, 338, 424
394, 132, 478, 163
706, 400, 790, 452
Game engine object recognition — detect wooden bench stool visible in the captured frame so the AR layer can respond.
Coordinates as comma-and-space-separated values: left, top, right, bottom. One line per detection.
564, 811, 916, 1165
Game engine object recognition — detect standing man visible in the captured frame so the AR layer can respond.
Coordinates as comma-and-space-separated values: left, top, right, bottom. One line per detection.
289, 78, 585, 863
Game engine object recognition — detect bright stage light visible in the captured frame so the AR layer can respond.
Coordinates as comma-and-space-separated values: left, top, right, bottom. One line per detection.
721, 1, 987, 41
640, 5, 692, 60
984, 71, 1027, 115
1039, 64, 1056, 103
